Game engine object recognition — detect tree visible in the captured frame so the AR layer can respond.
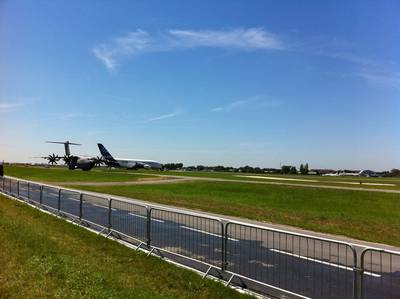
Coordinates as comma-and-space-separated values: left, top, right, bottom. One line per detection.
281, 165, 291, 174
304, 163, 309, 174
299, 164, 304, 175
290, 166, 298, 174
196, 165, 205, 171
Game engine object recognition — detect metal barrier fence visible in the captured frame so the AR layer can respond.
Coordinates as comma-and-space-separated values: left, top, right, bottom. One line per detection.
225, 222, 357, 299
0, 176, 399, 299
361, 249, 400, 299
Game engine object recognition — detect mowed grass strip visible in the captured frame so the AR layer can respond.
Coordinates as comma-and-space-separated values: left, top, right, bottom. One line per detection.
5, 165, 159, 183
0, 195, 250, 298
111, 169, 400, 191
73, 181, 400, 247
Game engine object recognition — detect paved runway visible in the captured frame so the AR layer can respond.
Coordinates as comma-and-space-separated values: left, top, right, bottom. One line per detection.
6, 180, 400, 299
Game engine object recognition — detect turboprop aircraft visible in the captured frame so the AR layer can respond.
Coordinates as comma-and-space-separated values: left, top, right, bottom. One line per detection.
42, 141, 103, 171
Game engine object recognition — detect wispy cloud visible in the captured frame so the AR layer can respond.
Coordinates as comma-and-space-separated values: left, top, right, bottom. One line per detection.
140, 110, 182, 123
92, 30, 153, 70
60, 112, 90, 120
167, 28, 284, 50
211, 96, 282, 113
92, 28, 284, 70
0, 102, 23, 112
356, 70, 400, 88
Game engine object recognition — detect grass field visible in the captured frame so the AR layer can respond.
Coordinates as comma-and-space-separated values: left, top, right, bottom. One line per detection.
0, 194, 250, 298
134, 169, 400, 190
93, 168, 400, 191
73, 181, 400, 247
7, 165, 400, 191
4, 165, 162, 183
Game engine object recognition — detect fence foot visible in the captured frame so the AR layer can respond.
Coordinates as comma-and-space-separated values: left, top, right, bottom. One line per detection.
226, 274, 234, 286
136, 242, 144, 251
98, 227, 107, 235
203, 266, 213, 278
226, 275, 246, 288
147, 247, 163, 257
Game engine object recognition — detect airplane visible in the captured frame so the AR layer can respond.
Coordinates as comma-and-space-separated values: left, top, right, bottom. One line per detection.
43, 141, 103, 171
98, 143, 163, 170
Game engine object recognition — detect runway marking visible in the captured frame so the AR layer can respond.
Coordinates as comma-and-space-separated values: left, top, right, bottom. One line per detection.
180, 226, 239, 242
128, 213, 164, 223
269, 249, 381, 277
236, 175, 319, 183
91, 203, 117, 211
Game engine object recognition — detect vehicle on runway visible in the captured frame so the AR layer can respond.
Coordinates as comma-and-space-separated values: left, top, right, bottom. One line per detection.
98, 143, 163, 170
42, 141, 103, 171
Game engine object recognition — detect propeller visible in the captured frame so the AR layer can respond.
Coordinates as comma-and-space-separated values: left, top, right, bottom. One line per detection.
94, 156, 105, 167
47, 153, 60, 165
63, 155, 73, 165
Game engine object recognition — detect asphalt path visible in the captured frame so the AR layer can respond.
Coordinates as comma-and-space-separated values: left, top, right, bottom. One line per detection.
10, 181, 398, 299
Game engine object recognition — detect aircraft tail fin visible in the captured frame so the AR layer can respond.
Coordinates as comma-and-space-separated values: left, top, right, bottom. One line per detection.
97, 144, 116, 161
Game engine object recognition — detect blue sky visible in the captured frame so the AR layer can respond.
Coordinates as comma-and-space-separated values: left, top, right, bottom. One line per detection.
0, 0, 399, 170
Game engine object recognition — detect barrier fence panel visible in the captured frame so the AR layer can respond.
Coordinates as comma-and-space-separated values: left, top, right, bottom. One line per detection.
150, 208, 224, 268
0, 176, 4, 192
361, 249, 400, 299
60, 189, 81, 219
10, 179, 18, 197
226, 223, 357, 299
81, 194, 110, 229
110, 199, 148, 244
2, 177, 8, 193
28, 183, 42, 203
41, 185, 60, 211
18, 180, 29, 200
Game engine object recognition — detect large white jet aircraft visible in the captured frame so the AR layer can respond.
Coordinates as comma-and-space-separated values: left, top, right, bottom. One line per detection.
98, 143, 163, 170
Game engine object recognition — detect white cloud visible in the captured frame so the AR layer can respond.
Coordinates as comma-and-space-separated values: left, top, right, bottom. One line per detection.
92, 29, 153, 70
168, 28, 284, 50
0, 102, 23, 112
211, 96, 282, 113
92, 28, 284, 70
356, 71, 400, 88
141, 110, 181, 123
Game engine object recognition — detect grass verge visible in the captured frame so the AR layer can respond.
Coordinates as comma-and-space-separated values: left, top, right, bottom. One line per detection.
0, 194, 250, 298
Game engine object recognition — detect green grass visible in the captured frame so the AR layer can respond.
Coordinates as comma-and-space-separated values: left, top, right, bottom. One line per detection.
7, 165, 400, 190
0, 195, 250, 298
5, 165, 160, 183
110, 168, 400, 190
72, 181, 400, 247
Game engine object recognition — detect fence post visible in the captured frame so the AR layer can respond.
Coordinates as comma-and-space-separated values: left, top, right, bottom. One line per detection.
222, 221, 229, 271
58, 188, 62, 212
107, 198, 112, 231
146, 207, 152, 247
39, 185, 43, 205
351, 247, 359, 299
17, 180, 20, 198
27, 182, 30, 199
359, 249, 367, 299
79, 193, 83, 220
9, 178, 12, 193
